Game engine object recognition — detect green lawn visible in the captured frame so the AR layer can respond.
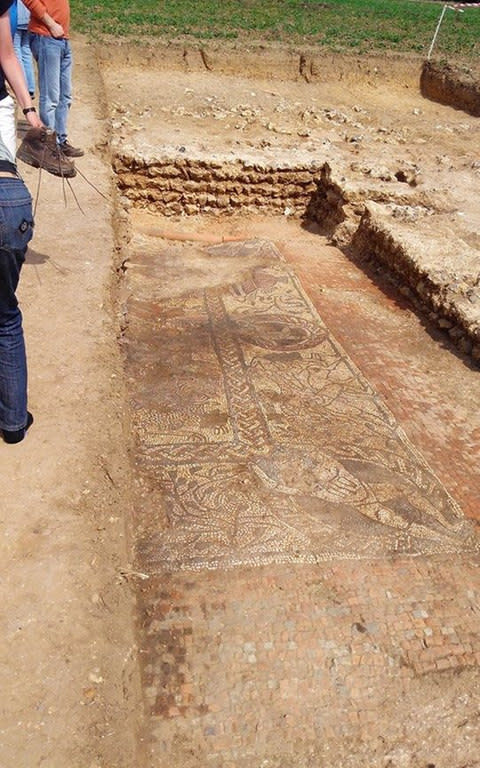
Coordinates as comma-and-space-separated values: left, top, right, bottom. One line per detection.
71, 0, 480, 61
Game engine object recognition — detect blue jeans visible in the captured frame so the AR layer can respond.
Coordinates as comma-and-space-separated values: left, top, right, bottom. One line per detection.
0, 178, 34, 431
13, 27, 36, 97
29, 34, 72, 144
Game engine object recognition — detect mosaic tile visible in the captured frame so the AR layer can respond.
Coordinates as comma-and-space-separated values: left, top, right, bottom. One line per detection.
124, 238, 478, 571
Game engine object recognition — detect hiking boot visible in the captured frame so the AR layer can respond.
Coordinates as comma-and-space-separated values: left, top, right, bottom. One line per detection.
17, 127, 76, 178
60, 140, 84, 158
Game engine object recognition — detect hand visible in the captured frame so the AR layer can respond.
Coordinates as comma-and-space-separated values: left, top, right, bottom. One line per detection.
47, 20, 64, 38
25, 110, 44, 130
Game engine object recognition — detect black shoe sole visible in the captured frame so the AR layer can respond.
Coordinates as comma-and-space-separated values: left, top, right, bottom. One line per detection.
2, 412, 34, 444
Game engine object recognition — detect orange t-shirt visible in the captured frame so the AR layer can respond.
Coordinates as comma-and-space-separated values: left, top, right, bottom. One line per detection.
22, 0, 70, 39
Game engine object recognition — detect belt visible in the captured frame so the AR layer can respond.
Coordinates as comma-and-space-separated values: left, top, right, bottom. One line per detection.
0, 160, 18, 174
0, 171, 18, 178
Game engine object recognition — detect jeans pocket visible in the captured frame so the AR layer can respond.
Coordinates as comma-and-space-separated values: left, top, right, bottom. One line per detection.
0, 185, 34, 254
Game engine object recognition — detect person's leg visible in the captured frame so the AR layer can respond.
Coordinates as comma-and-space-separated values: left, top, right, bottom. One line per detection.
55, 38, 72, 145
0, 179, 34, 440
20, 29, 36, 97
56, 40, 83, 157
0, 297, 28, 432
13, 28, 35, 96
29, 33, 61, 132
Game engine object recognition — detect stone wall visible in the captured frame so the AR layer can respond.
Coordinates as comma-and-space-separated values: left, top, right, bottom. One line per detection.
113, 153, 320, 217
350, 203, 480, 364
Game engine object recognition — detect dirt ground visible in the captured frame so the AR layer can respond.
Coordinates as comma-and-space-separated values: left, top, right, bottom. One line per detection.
0, 39, 141, 768
1, 35, 479, 768
100, 38, 480, 245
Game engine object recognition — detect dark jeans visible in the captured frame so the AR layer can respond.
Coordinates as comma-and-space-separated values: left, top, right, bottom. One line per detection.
0, 178, 34, 431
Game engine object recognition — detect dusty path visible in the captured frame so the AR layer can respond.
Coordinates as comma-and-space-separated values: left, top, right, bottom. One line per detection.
0, 40, 139, 768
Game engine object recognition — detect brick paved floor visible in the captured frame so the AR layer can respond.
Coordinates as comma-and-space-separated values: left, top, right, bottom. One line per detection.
139, 560, 480, 767
126, 215, 480, 768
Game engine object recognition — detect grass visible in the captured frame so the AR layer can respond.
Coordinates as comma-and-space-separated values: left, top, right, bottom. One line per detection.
70, 0, 480, 62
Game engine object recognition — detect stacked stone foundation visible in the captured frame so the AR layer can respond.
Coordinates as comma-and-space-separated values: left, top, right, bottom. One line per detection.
113, 153, 320, 217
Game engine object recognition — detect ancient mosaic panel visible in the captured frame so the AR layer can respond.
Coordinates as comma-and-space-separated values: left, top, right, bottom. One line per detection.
124, 237, 479, 571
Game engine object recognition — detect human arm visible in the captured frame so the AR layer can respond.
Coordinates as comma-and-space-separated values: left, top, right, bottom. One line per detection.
19, 0, 64, 37
0, 11, 43, 128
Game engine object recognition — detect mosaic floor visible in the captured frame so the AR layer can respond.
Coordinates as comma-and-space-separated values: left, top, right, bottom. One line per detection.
124, 236, 478, 572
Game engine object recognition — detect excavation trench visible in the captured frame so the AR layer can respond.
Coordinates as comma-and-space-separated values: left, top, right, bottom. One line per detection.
113, 150, 480, 364
101, 49, 480, 766
101, 40, 480, 371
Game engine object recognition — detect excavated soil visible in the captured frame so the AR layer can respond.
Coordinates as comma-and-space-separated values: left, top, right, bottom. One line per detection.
99, 39, 480, 363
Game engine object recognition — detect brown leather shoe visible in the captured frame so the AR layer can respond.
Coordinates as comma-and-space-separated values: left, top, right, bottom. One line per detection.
17, 127, 76, 178
60, 140, 84, 158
